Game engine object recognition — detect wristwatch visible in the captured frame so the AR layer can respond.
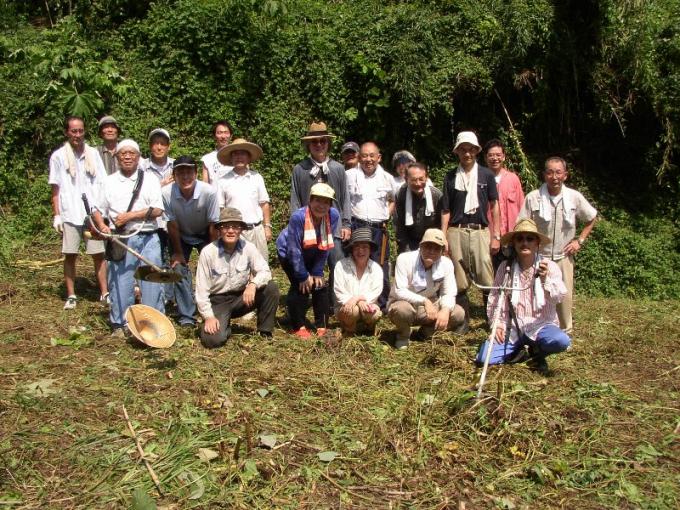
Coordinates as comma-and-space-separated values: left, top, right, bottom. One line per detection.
494, 234, 501, 241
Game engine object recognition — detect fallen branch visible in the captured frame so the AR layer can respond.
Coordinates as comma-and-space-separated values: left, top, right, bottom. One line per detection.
14, 258, 64, 269
122, 405, 164, 496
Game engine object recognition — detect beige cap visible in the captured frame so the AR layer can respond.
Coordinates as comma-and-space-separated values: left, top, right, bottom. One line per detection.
309, 182, 335, 200
420, 228, 446, 247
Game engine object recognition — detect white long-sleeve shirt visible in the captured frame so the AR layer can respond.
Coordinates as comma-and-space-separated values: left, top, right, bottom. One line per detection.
388, 250, 457, 310
333, 257, 383, 306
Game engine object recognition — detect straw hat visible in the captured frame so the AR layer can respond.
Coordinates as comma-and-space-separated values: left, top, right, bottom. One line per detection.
301, 121, 335, 141
420, 228, 446, 247
500, 218, 552, 246
309, 182, 335, 201
453, 131, 481, 152
125, 304, 176, 348
216, 138, 263, 166
347, 227, 377, 250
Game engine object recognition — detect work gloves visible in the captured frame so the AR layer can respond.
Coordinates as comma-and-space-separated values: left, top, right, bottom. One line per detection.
53, 215, 63, 234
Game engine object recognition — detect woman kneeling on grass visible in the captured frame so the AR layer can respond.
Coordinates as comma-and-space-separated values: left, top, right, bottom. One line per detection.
476, 218, 571, 373
333, 227, 383, 336
276, 183, 339, 339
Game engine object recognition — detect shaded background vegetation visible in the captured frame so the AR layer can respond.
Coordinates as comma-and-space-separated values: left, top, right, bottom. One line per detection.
0, 0, 678, 298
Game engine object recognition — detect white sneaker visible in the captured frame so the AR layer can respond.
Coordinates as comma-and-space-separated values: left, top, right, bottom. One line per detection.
63, 295, 77, 310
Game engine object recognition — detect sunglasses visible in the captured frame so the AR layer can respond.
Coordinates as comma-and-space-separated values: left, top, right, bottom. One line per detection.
515, 234, 538, 242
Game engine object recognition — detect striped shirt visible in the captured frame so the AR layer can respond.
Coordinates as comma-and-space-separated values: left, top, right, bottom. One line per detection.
487, 259, 566, 343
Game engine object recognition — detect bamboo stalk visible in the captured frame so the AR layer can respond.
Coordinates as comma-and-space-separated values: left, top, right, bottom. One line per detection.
122, 405, 164, 496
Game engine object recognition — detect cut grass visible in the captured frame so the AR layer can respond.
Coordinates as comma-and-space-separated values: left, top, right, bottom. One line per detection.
0, 241, 678, 509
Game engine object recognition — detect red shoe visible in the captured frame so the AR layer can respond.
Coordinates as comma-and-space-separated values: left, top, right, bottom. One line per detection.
291, 326, 312, 339
316, 328, 327, 337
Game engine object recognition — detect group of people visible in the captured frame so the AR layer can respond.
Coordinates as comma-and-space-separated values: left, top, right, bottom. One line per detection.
49, 115, 597, 370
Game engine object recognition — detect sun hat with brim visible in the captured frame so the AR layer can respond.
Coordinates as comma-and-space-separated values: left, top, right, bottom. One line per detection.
116, 139, 140, 154
500, 218, 552, 246
216, 138, 263, 166
173, 155, 197, 170
125, 304, 176, 348
98, 115, 119, 131
215, 207, 250, 230
453, 131, 481, 152
347, 227, 377, 250
309, 182, 335, 201
148, 128, 171, 143
420, 228, 446, 247
301, 121, 335, 141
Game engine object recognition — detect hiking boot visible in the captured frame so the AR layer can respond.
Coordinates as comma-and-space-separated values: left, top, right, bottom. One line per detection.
240, 310, 257, 322
507, 347, 531, 364
394, 337, 410, 350
100, 292, 110, 305
291, 326, 312, 339
63, 295, 77, 310
527, 355, 549, 374
111, 327, 129, 339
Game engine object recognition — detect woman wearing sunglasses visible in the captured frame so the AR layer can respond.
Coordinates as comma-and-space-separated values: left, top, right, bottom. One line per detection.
475, 218, 571, 373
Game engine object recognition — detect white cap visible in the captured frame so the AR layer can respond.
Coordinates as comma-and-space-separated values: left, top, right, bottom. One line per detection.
148, 128, 170, 143
453, 131, 481, 151
116, 139, 140, 154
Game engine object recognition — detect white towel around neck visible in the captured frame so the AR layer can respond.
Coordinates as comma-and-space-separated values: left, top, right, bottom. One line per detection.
538, 184, 575, 226
64, 142, 97, 179
454, 163, 479, 214
405, 186, 434, 226
510, 257, 545, 310
412, 254, 446, 292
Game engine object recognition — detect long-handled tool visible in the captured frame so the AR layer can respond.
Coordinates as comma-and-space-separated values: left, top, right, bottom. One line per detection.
81, 194, 182, 284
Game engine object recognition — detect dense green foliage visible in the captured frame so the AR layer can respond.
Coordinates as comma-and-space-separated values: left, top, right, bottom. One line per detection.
0, 0, 679, 297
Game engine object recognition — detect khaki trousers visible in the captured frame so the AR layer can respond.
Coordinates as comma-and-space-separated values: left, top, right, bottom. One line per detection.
446, 227, 494, 291
555, 256, 574, 334
388, 300, 465, 341
241, 224, 268, 260
336, 305, 382, 334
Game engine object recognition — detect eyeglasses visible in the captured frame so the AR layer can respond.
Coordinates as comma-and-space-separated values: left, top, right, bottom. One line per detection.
310, 139, 328, 146
218, 224, 242, 231
515, 234, 538, 242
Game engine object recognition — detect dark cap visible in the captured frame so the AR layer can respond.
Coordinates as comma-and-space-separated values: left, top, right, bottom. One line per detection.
173, 155, 197, 171
347, 227, 377, 250
341, 141, 360, 154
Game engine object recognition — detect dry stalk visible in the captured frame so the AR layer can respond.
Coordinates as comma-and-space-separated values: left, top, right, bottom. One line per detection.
122, 405, 164, 496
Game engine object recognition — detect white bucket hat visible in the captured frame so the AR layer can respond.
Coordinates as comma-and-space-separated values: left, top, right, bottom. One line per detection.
453, 131, 481, 152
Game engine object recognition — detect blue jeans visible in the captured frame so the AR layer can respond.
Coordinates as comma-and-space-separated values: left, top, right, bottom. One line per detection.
172, 238, 209, 325
109, 233, 164, 329
475, 324, 571, 365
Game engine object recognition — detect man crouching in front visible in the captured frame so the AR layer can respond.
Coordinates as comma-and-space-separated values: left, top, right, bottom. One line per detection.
388, 228, 466, 349
195, 207, 279, 347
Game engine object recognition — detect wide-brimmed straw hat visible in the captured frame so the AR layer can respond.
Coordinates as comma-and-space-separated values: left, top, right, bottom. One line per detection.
217, 138, 263, 166
309, 182, 335, 201
347, 227, 377, 250
453, 131, 481, 152
125, 304, 176, 348
500, 218, 552, 246
215, 207, 250, 230
301, 121, 335, 141
420, 228, 446, 247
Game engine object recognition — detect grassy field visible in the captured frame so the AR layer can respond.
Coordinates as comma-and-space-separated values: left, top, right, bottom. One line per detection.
0, 239, 678, 509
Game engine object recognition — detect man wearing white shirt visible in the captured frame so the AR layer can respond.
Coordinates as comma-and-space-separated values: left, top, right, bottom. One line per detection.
388, 229, 466, 349
346, 141, 395, 309
201, 120, 233, 188
216, 138, 271, 259
91, 139, 164, 336
49, 116, 108, 309
518, 157, 597, 333
333, 228, 383, 335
